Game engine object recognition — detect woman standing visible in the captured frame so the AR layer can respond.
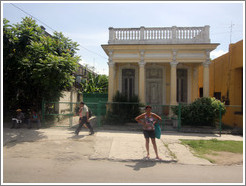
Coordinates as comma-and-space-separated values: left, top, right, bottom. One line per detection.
135, 105, 162, 160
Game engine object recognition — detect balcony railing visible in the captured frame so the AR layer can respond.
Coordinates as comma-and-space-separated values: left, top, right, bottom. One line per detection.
108, 26, 210, 44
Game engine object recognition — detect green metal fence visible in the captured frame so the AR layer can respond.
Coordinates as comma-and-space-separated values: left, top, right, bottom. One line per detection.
41, 100, 105, 128
41, 100, 182, 131
41, 99, 243, 135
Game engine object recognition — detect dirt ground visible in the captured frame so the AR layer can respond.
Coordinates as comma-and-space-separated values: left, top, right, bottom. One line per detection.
204, 151, 243, 165
4, 135, 243, 166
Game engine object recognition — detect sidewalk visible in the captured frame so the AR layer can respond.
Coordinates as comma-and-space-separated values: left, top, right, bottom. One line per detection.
2, 126, 243, 165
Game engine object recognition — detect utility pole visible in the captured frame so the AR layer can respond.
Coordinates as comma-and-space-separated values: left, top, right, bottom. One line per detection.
229, 21, 234, 44
93, 58, 96, 72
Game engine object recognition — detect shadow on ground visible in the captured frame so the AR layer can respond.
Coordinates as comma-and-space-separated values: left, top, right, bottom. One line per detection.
124, 159, 177, 171
3, 128, 47, 148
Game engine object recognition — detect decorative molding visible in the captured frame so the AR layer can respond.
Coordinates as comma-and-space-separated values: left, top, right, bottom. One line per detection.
205, 49, 211, 61
113, 53, 139, 58
108, 50, 113, 57
108, 50, 113, 62
140, 50, 145, 62
172, 50, 177, 61
145, 53, 171, 58
170, 61, 179, 67
108, 61, 115, 67
178, 53, 205, 58
138, 61, 146, 67
203, 60, 211, 67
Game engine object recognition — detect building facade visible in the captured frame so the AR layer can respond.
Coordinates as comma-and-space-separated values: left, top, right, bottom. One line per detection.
102, 26, 219, 114
199, 40, 243, 128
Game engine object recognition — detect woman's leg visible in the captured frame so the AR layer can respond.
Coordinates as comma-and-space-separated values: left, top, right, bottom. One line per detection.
151, 138, 160, 159
145, 138, 150, 158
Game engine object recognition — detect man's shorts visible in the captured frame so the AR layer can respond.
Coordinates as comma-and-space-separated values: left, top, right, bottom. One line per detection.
143, 130, 155, 139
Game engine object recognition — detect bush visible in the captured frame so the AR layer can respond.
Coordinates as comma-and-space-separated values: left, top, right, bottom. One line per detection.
172, 97, 226, 127
105, 91, 141, 124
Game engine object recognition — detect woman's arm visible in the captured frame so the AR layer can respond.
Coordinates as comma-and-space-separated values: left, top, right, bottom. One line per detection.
135, 113, 146, 125
152, 113, 162, 125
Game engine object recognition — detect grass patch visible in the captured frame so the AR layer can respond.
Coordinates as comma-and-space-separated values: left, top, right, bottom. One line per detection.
180, 139, 243, 155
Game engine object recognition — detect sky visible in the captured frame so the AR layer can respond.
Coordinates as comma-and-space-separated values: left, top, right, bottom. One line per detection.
2, 1, 244, 75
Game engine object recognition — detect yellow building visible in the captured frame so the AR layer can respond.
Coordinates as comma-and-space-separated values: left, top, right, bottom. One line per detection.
102, 26, 219, 115
199, 40, 243, 128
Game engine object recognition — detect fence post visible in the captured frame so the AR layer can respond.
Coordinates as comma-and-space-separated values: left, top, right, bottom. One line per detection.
178, 103, 181, 131
69, 102, 73, 127
97, 101, 102, 127
219, 104, 222, 137
42, 98, 45, 127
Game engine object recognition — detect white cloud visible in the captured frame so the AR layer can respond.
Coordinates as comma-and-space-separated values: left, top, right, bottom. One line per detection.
210, 49, 228, 59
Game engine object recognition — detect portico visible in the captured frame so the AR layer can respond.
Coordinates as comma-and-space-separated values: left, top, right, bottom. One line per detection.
102, 26, 219, 108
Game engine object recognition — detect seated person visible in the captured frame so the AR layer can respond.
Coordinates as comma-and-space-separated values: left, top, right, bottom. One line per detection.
11, 109, 25, 129
27, 109, 41, 129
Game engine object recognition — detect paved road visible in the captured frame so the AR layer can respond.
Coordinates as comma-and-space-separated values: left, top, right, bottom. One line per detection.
3, 158, 243, 183
2, 127, 244, 184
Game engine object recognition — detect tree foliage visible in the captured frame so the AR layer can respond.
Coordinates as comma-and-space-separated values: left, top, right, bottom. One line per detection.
79, 72, 108, 93
3, 17, 80, 115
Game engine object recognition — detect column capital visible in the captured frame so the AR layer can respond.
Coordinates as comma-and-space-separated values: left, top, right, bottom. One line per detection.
108, 61, 115, 67
170, 61, 179, 67
203, 60, 211, 68
172, 49, 178, 61
108, 50, 114, 63
138, 61, 146, 67
140, 49, 145, 55
139, 50, 145, 60
139, 50, 145, 65
108, 50, 114, 56
205, 49, 211, 61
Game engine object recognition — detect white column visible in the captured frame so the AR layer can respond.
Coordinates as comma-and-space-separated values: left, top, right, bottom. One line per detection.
108, 51, 115, 102
139, 50, 146, 104
192, 66, 199, 101
170, 50, 178, 106
203, 50, 211, 97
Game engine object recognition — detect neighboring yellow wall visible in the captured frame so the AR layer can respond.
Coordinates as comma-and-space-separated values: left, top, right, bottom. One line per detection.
231, 40, 243, 69
198, 40, 243, 128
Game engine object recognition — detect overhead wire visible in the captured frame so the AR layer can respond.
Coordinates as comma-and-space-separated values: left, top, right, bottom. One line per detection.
10, 3, 108, 60
10, 3, 56, 32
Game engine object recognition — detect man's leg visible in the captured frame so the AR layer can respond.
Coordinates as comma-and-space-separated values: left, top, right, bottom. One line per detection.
16, 120, 21, 128
37, 119, 41, 129
27, 119, 32, 129
75, 123, 82, 135
85, 122, 94, 135
11, 120, 16, 129
75, 117, 85, 135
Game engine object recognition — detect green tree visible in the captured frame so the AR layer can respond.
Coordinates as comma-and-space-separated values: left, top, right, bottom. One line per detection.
3, 17, 80, 116
79, 72, 108, 93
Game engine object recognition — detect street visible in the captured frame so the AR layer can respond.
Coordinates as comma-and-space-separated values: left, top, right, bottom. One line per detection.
2, 127, 244, 184
3, 158, 243, 183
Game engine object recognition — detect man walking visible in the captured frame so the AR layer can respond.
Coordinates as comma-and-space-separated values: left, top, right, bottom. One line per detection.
74, 102, 94, 135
